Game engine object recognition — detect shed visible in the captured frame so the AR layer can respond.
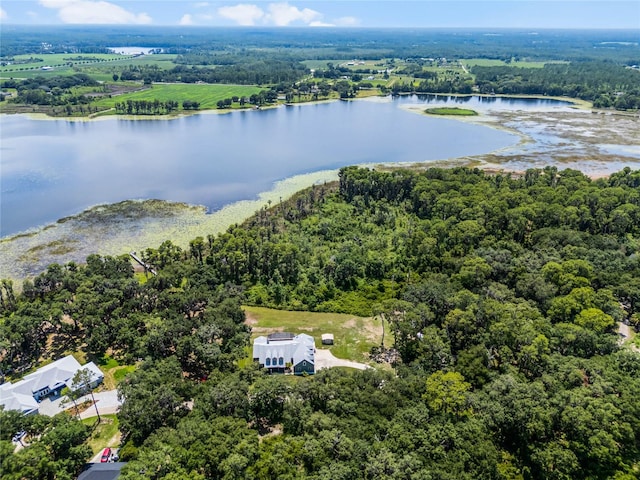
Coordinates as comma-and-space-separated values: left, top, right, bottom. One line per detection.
321, 333, 334, 345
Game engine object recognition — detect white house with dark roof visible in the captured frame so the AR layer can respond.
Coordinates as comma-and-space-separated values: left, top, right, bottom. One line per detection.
253, 333, 315, 375
0, 355, 103, 415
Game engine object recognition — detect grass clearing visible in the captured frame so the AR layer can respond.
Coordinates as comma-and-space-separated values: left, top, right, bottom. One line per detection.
92, 83, 264, 110
462, 58, 568, 69
95, 355, 137, 390
244, 306, 392, 362
425, 107, 478, 116
82, 414, 121, 455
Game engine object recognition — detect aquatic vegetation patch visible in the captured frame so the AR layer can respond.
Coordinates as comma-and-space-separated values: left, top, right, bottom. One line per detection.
0, 170, 339, 282
425, 107, 478, 116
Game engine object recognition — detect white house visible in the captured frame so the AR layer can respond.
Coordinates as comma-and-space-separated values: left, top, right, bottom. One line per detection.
0, 355, 104, 415
253, 333, 315, 375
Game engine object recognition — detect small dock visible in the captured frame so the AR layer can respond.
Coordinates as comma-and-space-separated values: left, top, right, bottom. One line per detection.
129, 252, 157, 276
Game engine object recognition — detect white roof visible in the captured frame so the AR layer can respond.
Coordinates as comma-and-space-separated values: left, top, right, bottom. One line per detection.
23, 355, 83, 393
0, 355, 104, 414
253, 333, 315, 367
0, 382, 39, 415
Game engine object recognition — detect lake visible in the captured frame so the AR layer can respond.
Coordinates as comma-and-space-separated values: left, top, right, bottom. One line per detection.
0, 96, 571, 237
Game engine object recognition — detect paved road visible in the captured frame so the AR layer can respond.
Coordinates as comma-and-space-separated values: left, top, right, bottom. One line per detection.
37, 389, 121, 418
315, 348, 369, 371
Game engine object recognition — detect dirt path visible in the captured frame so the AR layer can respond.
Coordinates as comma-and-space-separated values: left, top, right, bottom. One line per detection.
617, 322, 640, 353
315, 348, 369, 371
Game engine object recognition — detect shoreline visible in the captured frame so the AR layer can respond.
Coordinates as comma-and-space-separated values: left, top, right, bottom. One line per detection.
0, 92, 602, 123
2, 95, 639, 282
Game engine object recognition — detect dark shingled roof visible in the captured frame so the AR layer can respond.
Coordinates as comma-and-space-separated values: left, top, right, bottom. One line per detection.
77, 462, 126, 480
267, 332, 295, 342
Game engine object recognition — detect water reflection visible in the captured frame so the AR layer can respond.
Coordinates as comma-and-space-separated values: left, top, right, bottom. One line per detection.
0, 96, 572, 237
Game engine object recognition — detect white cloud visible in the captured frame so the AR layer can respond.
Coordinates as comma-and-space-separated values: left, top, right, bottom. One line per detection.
335, 16, 360, 27
179, 13, 194, 25
218, 4, 264, 26
0, 7, 7, 20
218, 2, 330, 27
266, 2, 321, 26
309, 21, 334, 27
39, 0, 152, 24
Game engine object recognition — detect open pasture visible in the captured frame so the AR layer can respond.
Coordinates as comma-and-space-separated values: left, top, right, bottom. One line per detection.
92, 83, 264, 110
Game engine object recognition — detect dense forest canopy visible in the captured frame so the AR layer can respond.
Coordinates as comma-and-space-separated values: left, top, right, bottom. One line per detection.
1, 166, 639, 479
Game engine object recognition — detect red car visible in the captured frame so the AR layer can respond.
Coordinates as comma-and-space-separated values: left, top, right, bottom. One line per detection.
100, 448, 111, 463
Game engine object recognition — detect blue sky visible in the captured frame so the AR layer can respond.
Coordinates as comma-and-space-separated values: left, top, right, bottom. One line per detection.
0, 1, 638, 28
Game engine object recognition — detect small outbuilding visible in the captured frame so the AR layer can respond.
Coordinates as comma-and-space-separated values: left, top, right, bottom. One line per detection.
321, 333, 334, 345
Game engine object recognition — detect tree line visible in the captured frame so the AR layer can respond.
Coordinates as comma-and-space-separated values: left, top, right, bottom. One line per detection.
118, 59, 309, 85
114, 99, 193, 115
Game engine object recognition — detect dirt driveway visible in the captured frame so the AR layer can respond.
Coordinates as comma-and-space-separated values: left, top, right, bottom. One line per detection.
315, 348, 369, 371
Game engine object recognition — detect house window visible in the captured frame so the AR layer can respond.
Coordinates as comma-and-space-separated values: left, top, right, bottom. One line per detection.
272, 357, 277, 366
266, 358, 270, 366
279, 357, 284, 366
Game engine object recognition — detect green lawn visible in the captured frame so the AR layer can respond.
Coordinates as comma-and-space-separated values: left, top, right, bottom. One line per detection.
93, 355, 137, 390
92, 83, 264, 111
82, 415, 121, 455
244, 306, 392, 362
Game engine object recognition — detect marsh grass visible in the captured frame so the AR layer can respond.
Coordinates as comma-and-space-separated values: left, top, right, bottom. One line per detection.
0, 170, 339, 283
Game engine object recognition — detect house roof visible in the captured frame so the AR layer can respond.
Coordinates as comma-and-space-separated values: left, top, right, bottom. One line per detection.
22, 355, 83, 393
253, 333, 315, 367
0, 355, 105, 414
0, 382, 38, 415
77, 462, 126, 480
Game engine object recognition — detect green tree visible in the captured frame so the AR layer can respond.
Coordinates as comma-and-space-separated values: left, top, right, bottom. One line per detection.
423, 371, 471, 416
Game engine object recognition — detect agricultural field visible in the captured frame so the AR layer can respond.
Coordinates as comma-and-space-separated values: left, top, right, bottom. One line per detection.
91, 83, 264, 111
243, 306, 392, 362
461, 58, 567, 68
0, 53, 131, 76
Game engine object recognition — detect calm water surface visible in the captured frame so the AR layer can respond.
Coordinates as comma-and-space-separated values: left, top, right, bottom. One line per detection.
0, 96, 568, 237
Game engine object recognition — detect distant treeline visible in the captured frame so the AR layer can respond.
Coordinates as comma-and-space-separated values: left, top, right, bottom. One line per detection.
2, 26, 639, 63
2, 73, 97, 91
387, 61, 640, 107
473, 62, 640, 107
118, 60, 309, 85
2, 74, 97, 106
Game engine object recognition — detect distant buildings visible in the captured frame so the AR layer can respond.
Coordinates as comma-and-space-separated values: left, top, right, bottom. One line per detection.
0, 355, 103, 415
253, 333, 315, 375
